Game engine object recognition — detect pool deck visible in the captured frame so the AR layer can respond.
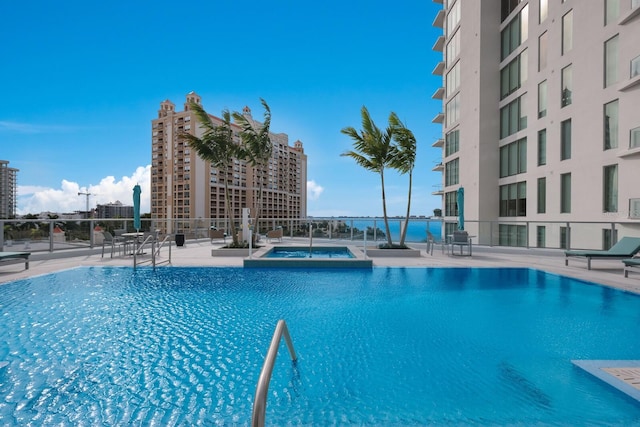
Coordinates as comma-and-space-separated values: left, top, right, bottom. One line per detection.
1, 237, 639, 295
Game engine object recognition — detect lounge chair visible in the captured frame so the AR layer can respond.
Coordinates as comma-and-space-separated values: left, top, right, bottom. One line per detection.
564, 237, 640, 270
0, 251, 30, 270
623, 258, 640, 278
266, 228, 283, 243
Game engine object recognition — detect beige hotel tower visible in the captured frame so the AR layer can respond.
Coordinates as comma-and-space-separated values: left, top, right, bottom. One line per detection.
432, 0, 640, 249
151, 92, 307, 233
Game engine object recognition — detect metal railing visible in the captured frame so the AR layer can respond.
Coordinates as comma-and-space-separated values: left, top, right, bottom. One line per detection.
251, 320, 297, 427
2, 216, 640, 254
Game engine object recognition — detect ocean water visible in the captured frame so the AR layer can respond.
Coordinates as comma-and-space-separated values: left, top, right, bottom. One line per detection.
1, 267, 639, 425
350, 218, 443, 242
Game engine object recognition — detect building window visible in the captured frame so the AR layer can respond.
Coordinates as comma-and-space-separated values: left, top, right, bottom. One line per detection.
605, 0, 620, 25
603, 164, 618, 213
539, 0, 548, 23
445, 158, 460, 186
634, 0, 640, 8
632, 55, 640, 78
500, 181, 526, 217
536, 226, 546, 248
631, 126, 640, 149
447, 0, 461, 37
447, 29, 461, 67
445, 191, 458, 217
501, 0, 522, 22
446, 93, 460, 127
446, 61, 460, 97
500, 94, 528, 139
500, 50, 528, 99
538, 80, 547, 118
561, 173, 571, 213
500, 138, 527, 178
499, 224, 527, 247
561, 119, 572, 160
538, 32, 548, 71
537, 129, 547, 166
561, 65, 572, 107
562, 10, 573, 55
445, 129, 459, 156
537, 177, 546, 214
604, 99, 619, 150
501, 5, 529, 60
560, 226, 568, 249
604, 35, 619, 87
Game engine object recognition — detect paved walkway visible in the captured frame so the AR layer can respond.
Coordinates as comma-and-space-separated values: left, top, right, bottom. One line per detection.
1, 238, 639, 294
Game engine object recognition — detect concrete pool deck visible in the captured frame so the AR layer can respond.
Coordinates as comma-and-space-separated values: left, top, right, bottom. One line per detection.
1, 237, 639, 296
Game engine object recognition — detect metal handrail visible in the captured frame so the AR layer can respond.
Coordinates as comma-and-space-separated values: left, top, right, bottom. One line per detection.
251, 320, 297, 427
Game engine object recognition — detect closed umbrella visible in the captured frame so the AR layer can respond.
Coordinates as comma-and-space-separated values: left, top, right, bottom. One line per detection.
133, 184, 141, 232
457, 187, 464, 231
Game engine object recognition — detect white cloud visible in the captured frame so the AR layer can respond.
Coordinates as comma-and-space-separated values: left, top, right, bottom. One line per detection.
0, 120, 79, 134
17, 165, 151, 215
307, 180, 324, 201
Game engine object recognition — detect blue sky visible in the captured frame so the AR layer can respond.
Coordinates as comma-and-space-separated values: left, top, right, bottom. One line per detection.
1, 0, 443, 217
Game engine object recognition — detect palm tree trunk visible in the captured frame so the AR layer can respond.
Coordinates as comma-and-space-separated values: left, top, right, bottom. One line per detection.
251, 165, 265, 245
380, 170, 393, 247
399, 171, 412, 247
224, 181, 239, 246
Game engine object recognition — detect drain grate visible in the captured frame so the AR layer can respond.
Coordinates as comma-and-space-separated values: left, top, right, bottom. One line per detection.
601, 368, 640, 391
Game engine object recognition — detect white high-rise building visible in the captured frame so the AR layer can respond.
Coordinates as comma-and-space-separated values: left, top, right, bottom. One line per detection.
0, 160, 18, 219
432, 0, 640, 249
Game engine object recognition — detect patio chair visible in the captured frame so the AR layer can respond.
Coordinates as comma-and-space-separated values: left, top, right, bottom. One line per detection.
564, 237, 640, 270
101, 231, 126, 258
449, 230, 472, 256
266, 228, 283, 243
426, 230, 445, 255
209, 228, 226, 244
622, 258, 640, 278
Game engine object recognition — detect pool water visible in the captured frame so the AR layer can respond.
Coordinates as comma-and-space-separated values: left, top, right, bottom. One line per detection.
265, 246, 354, 258
1, 267, 640, 425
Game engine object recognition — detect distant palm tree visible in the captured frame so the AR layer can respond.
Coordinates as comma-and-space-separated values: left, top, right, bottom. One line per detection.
180, 102, 240, 246
340, 106, 395, 247
232, 99, 272, 243
388, 114, 417, 247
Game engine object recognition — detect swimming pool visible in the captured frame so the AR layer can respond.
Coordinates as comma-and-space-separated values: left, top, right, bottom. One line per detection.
1, 267, 639, 425
264, 246, 355, 258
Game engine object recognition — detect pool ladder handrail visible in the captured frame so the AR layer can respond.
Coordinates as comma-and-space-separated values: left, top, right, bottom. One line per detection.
251, 319, 298, 427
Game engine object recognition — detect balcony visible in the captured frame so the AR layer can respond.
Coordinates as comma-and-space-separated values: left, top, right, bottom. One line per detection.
432, 112, 445, 124
432, 35, 445, 52
432, 9, 445, 28
432, 87, 445, 100
432, 138, 444, 148
432, 162, 444, 172
432, 61, 445, 76
432, 186, 444, 196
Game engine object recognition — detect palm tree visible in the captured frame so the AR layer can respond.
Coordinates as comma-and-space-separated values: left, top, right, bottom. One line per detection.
232, 99, 272, 243
388, 114, 417, 247
340, 106, 395, 247
179, 102, 241, 246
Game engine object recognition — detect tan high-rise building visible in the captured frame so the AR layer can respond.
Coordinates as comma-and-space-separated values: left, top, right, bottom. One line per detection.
432, 0, 640, 249
151, 92, 307, 234
0, 160, 18, 219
